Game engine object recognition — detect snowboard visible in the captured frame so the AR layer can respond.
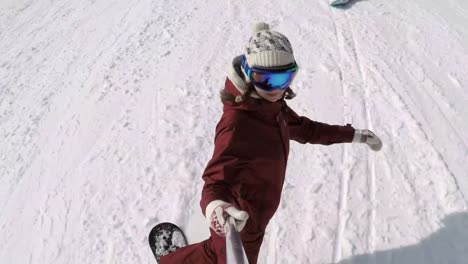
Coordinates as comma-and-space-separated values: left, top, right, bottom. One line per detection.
330, 0, 350, 7
148, 222, 188, 263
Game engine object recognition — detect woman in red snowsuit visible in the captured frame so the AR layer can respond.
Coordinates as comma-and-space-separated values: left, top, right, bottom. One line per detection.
160, 22, 382, 264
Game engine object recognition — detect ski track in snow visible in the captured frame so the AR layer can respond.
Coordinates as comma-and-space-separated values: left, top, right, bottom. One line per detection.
326, 1, 468, 263
329, 5, 350, 262
329, 5, 378, 262
1, 0, 468, 263
343, 10, 378, 258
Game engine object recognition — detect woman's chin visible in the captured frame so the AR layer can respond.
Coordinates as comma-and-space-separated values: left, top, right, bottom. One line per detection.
255, 87, 284, 102
264, 95, 282, 102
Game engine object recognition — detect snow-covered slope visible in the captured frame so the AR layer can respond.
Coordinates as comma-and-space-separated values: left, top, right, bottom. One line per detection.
1, 0, 467, 263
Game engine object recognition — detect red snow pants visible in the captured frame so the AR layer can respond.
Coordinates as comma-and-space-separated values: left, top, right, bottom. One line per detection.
160, 196, 267, 264
159, 223, 264, 264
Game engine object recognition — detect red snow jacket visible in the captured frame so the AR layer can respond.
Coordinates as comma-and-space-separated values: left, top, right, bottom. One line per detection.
200, 78, 355, 231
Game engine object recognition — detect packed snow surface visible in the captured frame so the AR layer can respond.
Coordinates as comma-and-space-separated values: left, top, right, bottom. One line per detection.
1, 0, 467, 263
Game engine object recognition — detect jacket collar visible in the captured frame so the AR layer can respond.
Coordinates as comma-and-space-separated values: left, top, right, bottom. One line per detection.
223, 77, 285, 117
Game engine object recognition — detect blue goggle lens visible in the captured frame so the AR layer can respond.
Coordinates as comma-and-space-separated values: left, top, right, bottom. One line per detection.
251, 70, 297, 91
242, 57, 298, 91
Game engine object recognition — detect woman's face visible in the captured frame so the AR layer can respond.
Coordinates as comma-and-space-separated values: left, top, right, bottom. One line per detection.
254, 86, 285, 102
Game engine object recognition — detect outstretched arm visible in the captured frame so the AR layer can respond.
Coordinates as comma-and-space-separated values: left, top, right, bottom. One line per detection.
284, 105, 383, 151
284, 105, 355, 145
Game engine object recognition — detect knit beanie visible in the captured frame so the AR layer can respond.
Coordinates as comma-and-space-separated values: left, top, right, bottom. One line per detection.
245, 22, 295, 68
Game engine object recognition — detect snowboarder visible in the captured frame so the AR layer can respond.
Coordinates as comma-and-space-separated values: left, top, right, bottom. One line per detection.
159, 22, 382, 264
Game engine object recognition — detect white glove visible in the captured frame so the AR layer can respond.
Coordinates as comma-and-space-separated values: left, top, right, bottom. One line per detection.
205, 200, 249, 237
353, 129, 383, 151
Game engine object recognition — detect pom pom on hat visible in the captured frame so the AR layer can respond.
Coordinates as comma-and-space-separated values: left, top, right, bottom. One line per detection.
252, 22, 270, 33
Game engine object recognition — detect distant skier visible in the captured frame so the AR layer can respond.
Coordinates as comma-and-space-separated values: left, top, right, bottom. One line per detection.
159, 22, 382, 264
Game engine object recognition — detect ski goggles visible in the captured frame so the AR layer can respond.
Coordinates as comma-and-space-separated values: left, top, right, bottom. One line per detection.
241, 56, 299, 92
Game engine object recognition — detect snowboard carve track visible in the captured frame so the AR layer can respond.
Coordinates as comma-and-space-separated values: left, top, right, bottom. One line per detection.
334, 146, 351, 262
343, 11, 377, 254
370, 65, 467, 206
329, 6, 350, 262
331, 7, 379, 261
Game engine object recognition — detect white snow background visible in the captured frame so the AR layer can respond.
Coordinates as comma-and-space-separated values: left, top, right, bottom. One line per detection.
1, 0, 468, 263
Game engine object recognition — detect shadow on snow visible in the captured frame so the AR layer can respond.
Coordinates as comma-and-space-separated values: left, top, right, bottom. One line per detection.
333, 211, 468, 264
